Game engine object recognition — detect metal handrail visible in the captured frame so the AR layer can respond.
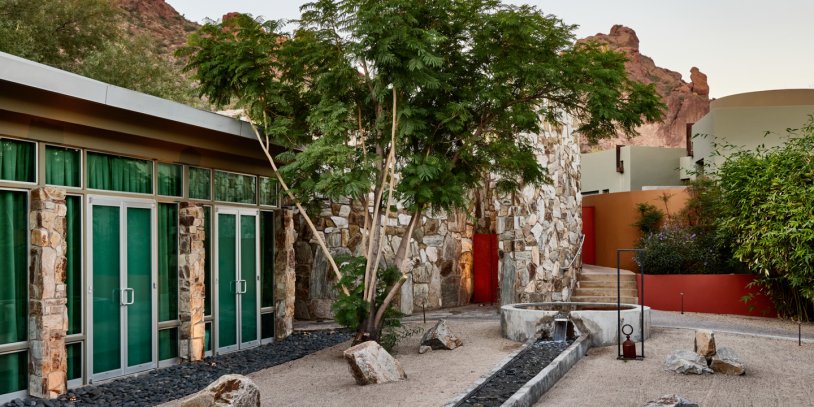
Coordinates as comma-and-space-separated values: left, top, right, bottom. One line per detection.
560, 233, 586, 272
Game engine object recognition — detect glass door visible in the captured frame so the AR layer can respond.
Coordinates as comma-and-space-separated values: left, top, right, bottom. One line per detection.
215, 207, 259, 353
88, 197, 157, 381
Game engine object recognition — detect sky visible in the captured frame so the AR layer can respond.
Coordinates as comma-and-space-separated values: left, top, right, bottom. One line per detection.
165, 0, 814, 99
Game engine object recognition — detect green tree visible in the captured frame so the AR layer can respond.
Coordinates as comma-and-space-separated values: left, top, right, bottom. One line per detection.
179, 0, 664, 342
717, 118, 814, 320
0, 0, 201, 105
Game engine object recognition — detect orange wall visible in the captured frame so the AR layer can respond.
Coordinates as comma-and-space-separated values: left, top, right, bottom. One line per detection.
582, 189, 690, 271
636, 274, 776, 317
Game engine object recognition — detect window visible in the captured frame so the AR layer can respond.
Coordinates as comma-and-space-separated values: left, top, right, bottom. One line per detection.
0, 190, 28, 395
87, 152, 152, 194
189, 167, 211, 200
157, 163, 183, 197
203, 207, 212, 317
158, 203, 178, 322
0, 138, 35, 183
259, 176, 278, 206
214, 171, 256, 204
260, 211, 275, 340
65, 196, 82, 335
46, 145, 81, 187
159, 328, 178, 361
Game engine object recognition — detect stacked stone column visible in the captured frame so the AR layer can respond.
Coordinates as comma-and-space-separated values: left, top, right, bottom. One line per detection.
274, 209, 296, 340
178, 203, 205, 361
28, 187, 68, 399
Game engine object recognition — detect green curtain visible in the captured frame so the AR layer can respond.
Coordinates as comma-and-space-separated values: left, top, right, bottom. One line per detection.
66, 343, 81, 381
159, 328, 178, 361
65, 196, 82, 335
214, 171, 256, 204
259, 177, 278, 206
0, 139, 35, 182
87, 152, 152, 194
189, 167, 211, 200
0, 351, 27, 394
260, 212, 274, 308
0, 190, 27, 345
45, 146, 81, 187
157, 163, 183, 197
158, 203, 178, 322
204, 207, 212, 316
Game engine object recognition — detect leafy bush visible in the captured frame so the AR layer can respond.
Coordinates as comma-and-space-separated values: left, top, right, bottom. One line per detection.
632, 203, 663, 235
715, 118, 814, 320
330, 254, 407, 351
634, 225, 721, 274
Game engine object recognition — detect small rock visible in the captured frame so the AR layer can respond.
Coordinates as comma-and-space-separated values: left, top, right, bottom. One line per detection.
343, 341, 407, 385
180, 374, 260, 407
420, 319, 463, 350
664, 350, 713, 375
644, 394, 699, 407
710, 347, 745, 375
418, 345, 432, 354
694, 329, 716, 358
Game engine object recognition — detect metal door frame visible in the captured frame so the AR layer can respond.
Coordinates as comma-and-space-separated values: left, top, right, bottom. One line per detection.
213, 206, 260, 354
86, 195, 158, 382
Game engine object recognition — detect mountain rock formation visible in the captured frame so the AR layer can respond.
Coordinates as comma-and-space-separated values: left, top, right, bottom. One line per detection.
578, 25, 710, 151
118, 0, 199, 55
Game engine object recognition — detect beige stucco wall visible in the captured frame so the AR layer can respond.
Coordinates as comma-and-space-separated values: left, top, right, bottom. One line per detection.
691, 89, 814, 173
581, 146, 685, 194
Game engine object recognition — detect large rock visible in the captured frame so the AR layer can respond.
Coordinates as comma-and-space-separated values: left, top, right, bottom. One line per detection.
420, 319, 463, 350
664, 350, 713, 375
694, 329, 716, 358
644, 394, 699, 407
344, 341, 407, 385
710, 347, 745, 375
578, 25, 710, 151
181, 374, 260, 407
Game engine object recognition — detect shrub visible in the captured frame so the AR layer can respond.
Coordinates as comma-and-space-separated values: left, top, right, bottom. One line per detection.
634, 225, 721, 274
632, 203, 663, 235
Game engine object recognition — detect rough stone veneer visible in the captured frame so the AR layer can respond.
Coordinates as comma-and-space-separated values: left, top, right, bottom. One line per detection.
274, 209, 296, 339
178, 203, 205, 361
291, 119, 581, 319
28, 187, 68, 399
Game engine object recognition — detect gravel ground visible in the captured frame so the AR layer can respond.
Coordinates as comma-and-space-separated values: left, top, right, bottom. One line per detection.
535, 327, 814, 407
163, 318, 521, 407
652, 310, 814, 342
2, 330, 351, 407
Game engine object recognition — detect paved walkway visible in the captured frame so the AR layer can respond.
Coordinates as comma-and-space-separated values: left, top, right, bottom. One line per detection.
652, 310, 814, 343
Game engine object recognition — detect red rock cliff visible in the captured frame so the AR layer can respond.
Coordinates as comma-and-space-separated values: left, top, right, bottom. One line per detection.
578, 25, 710, 152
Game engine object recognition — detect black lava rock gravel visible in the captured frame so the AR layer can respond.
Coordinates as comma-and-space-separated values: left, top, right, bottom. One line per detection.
4, 329, 351, 407
456, 338, 574, 407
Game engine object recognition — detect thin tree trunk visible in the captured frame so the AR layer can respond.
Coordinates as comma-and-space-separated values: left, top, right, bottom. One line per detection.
252, 123, 349, 296
372, 208, 421, 330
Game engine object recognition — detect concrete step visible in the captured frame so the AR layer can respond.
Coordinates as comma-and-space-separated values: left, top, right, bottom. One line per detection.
570, 295, 639, 304
578, 280, 638, 289
578, 273, 637, 283
574, 287, 638, 297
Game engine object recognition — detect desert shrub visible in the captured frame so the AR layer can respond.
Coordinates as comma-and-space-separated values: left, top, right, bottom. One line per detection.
330, 254, 407, 351
634, 225, 721, 274
632, 203, 664, 235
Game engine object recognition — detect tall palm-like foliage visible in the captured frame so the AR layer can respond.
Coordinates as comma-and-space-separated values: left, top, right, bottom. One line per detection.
179, 0, 663, 341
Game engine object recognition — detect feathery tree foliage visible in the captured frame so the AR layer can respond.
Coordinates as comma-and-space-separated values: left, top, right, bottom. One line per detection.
0, 0, 201, 105
179, 0, 663, 342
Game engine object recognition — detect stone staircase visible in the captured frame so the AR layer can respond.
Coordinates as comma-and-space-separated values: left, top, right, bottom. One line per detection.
571, 265, 639, 304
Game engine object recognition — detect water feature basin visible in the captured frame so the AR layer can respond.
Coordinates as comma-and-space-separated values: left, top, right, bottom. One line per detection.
501, 302, 651, 347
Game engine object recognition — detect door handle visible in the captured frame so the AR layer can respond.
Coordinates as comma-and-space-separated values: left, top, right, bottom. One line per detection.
121, 288, 135, 305
236, 280, 247, 294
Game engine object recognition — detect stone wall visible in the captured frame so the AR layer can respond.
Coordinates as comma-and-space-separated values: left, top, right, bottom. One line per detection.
178, 203, 205, 361
292, 121, 581, 319
274, 209, 296, 339
28, 187, 68, 399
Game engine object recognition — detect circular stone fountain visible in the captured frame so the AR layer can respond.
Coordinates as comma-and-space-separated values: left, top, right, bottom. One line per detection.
501, 302, 651, 347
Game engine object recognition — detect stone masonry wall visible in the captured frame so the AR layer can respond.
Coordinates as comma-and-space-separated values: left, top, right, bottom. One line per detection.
274, 209, 296, 339
178, 203, 205, 361
292, 121, 581, 319
28, 187, 68, 399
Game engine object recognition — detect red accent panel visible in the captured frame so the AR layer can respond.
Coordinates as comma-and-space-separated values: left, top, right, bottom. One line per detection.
581, 206, 596, 265
636, 274, 777, 317
473, 233, 498, 303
